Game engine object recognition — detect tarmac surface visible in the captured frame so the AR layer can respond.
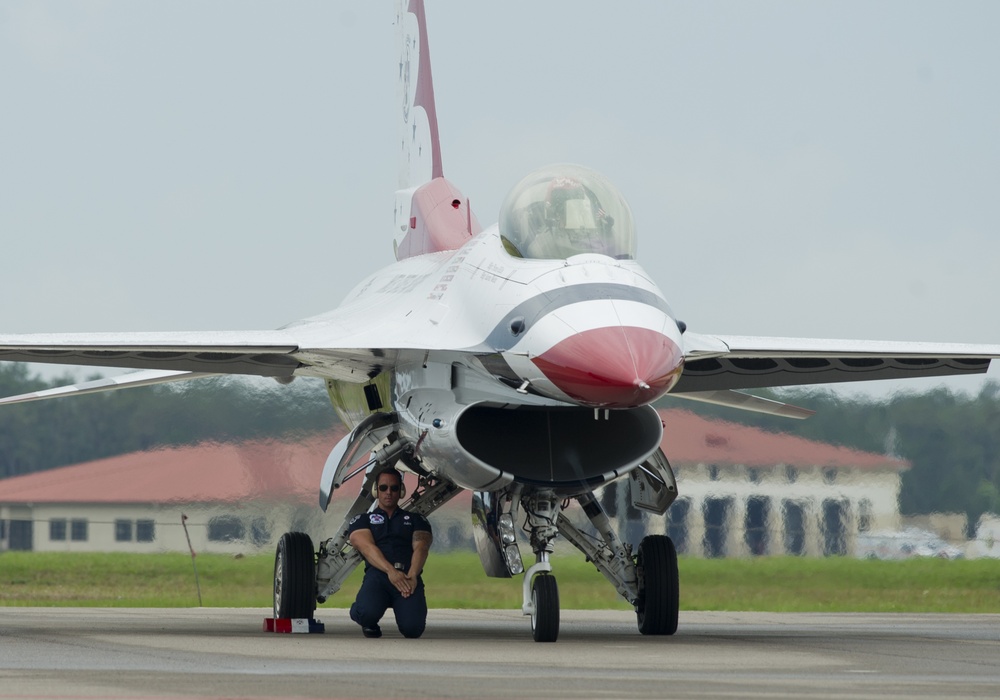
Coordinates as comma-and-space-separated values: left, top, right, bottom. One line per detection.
1, 607, 998, 699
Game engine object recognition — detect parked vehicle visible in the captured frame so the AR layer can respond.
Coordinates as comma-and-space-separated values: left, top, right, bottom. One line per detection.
855, 528, 963, 560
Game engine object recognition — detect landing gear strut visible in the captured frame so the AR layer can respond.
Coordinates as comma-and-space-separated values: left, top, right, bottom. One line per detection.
556, 492, 680, 637
520, 491, 561, 642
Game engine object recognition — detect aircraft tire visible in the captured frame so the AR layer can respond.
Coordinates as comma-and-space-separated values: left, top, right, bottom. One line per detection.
530, 574, 559, 642
636, 534, 679, 635
273, 532, 316, 619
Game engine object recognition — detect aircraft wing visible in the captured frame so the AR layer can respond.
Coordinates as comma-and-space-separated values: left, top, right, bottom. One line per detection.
676, 332, 1000, 392
0, 369, 218, 405
0, 330, 303, 378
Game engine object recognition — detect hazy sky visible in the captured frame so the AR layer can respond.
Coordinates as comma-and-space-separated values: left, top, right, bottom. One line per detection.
2, 1, 998, 396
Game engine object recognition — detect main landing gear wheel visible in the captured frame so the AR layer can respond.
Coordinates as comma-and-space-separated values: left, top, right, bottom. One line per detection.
636, 535, 679, 636
274, 532, 316, 619
530, 574, 560, 643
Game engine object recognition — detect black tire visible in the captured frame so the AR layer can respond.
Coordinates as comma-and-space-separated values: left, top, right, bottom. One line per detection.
530, 574, 559, 643
636, 534, 679, 635
273, 532, 316, 619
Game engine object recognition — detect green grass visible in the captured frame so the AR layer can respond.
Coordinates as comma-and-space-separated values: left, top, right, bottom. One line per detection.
1, 551, 998, 612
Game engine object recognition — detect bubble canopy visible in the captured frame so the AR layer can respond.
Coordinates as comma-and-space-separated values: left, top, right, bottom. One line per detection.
498, 164, 637, 260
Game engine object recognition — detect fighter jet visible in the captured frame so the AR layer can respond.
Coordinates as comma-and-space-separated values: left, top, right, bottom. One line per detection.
2, 1, 999, 642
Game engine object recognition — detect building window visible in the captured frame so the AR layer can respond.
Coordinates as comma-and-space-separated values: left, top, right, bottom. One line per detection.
70, 519, 88, 542
0, 519, 6, 540
9, 520, 32, 551
136, 520, 156, 543
208, 515, 245, 542
708, 465, 720, 481
785, 465, 797, 483
747, 468, 761, 484
49, 519, 67, 541
823, 468, 838, 484
115, 520, 133, 542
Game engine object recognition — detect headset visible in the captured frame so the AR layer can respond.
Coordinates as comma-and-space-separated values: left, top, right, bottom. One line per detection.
370, 467, 406, 500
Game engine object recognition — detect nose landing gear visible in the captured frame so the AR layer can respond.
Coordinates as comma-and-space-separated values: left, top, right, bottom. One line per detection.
520, 491, 562, 642
529, 572, 559, 642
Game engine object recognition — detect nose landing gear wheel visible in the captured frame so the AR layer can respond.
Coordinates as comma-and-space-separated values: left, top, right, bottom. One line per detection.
530, 574, 559, 643
274, 532, 316, 619
636, 534, 678, 635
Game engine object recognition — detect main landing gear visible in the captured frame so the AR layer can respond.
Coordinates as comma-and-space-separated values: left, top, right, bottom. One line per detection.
517, 490, 679, 641
273, 531, 316, 619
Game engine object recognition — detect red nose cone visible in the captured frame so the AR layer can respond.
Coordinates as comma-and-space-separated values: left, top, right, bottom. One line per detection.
531, 326, 683, 407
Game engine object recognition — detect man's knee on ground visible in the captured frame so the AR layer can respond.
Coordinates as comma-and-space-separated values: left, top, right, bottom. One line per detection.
399, 621, 425, 639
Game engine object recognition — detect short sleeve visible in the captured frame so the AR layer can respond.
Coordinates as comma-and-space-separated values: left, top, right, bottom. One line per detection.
347, 512, 371, 536
412, 513, 432, 535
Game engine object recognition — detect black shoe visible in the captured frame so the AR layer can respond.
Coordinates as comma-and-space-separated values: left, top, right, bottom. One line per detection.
362, 625, 382, 638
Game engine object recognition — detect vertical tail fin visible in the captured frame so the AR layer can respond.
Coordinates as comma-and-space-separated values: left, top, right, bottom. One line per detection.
394, 0, 443, 247
392, 0, 480, 260
397, 0, 442, 187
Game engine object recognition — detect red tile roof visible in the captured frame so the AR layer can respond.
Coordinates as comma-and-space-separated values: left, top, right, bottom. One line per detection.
0, 409, 906, 505
660, 409, 908, 471
0, 431, 345, 506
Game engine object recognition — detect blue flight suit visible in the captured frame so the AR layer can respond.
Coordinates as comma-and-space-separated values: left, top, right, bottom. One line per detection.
347, 506, 432, 638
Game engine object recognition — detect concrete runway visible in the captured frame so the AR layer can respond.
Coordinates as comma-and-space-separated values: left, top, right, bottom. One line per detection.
1, 608, 998, 699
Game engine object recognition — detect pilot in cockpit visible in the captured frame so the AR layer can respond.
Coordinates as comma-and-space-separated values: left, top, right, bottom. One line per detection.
526, 176, 615, 258
499, 164, 636, 261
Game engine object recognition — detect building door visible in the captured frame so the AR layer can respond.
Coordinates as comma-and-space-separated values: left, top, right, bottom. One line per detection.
703, 497, 732, 558
822, 499, 848, 556
745, 497, 770, 556
666, 499, 690, 554
782, 501, 805, 555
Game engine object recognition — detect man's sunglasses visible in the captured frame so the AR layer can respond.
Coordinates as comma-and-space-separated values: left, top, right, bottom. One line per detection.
378, 484, 401, 493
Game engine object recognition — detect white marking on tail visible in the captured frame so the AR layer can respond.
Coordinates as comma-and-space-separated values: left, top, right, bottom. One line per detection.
395, 0, 443, 252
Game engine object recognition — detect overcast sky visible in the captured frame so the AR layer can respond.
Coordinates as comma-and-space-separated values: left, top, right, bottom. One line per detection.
2, 1, 998, 397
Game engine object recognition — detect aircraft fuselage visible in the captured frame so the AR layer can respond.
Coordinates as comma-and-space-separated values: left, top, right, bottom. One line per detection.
312, 223, 683, 493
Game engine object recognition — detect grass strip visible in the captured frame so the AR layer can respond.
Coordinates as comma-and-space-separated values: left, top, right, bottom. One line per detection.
1, 551, 997, 612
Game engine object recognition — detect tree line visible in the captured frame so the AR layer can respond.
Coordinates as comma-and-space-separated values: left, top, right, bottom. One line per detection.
2, 363, 998, 530
0, 363, 337, 479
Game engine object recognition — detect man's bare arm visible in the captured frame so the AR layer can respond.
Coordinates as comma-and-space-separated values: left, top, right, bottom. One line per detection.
408, 530, 433, 584
349, 529, 413, 596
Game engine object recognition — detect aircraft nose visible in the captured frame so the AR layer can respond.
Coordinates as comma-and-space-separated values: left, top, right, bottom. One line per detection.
531, 325, 683, 408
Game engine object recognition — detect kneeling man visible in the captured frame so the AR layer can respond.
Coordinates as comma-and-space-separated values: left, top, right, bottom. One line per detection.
348, 468, 432, 638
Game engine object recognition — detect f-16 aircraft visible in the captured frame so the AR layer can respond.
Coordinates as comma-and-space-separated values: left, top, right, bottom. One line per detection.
3, 1, 999, 642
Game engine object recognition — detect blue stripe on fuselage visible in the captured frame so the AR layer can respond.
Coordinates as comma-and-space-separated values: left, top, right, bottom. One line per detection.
478, 283, 674, 353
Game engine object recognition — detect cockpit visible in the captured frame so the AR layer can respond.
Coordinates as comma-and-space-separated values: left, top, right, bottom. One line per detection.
498, 164, 637, 260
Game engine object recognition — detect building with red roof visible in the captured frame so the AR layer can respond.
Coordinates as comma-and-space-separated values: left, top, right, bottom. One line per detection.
0, 410, 907, 557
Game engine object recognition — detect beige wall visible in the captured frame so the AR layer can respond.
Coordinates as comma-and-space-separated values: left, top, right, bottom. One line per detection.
605, 463, 903, 558
2, 463, 902, 558
0, 499, 474, 555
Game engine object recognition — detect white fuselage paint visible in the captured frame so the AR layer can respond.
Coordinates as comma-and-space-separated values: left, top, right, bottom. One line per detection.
312, 225, 680, 491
